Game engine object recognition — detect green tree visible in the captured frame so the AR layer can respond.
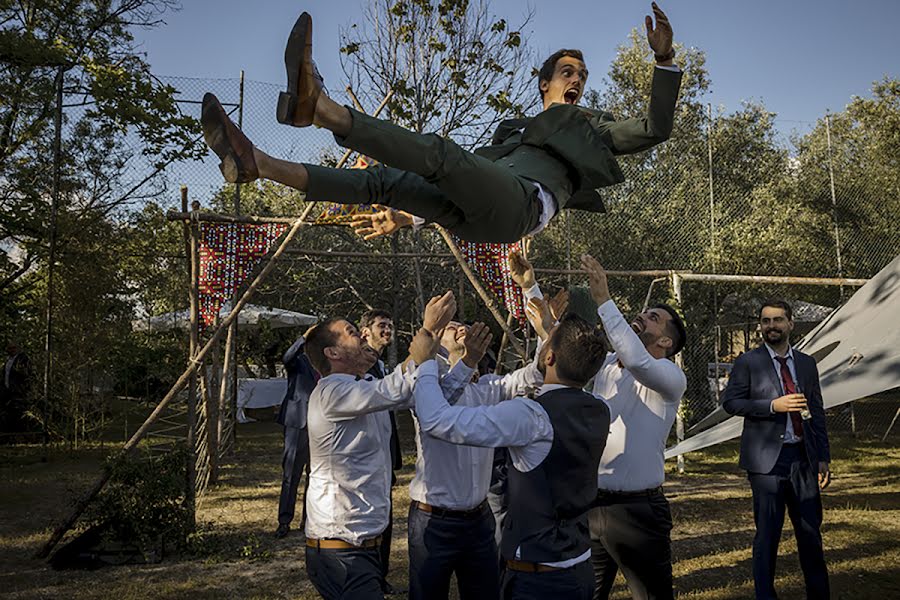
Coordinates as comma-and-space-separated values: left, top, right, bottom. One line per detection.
339, 0, 537, 145
0, 0, 203, 294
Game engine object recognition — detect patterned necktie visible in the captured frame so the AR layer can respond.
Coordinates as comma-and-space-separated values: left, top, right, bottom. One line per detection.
775, 356, 803, 438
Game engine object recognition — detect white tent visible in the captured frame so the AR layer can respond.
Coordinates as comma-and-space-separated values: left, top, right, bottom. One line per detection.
666, 253, 900, 458
133, 302, 317, 332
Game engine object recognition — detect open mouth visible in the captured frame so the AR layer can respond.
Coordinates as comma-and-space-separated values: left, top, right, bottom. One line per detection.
564, 89, 579, 104
631, 319, 644, 334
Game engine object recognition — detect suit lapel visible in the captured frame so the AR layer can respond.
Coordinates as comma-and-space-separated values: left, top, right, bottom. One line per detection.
756, 345, 783, 395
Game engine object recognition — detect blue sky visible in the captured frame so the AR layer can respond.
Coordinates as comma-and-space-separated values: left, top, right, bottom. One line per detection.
132, 0, 897, 133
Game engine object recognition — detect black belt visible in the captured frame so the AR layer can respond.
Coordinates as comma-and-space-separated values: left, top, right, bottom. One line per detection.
595, 486, 664, 504
413, 499, 489, 519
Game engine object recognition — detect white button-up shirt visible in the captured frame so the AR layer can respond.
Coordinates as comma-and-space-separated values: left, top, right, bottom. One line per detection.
409, 356, 543, 510
414, 362, 597, 568
593, 300, 687, 492
764, 344, 802, 444
304, 363, 417, 545
304, 360, 472, 545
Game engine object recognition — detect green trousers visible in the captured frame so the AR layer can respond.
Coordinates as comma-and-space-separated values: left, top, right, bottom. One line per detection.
303, 108, 539, 243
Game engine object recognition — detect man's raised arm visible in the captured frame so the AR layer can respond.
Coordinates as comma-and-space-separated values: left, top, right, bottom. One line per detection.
581, 254, 685, 401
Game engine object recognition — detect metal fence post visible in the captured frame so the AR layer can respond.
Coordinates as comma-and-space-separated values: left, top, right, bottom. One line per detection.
671, 272, 686, 474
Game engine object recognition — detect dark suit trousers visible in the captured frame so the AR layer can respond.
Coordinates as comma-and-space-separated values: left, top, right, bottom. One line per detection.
277, 425, 309, 527
748, 443, 829, 600
501, 560, 594, 600
303, 108, 540, 243
306, 545, 384, 600
588, 489, 674, 600
407, 502, 499, 600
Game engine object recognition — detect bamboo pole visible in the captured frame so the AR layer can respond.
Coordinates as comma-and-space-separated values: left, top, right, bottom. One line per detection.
218, 322, 235, 457
494, 313, 516, 375
671, 273, 686, 475
435, 226, 526, 360
35, 217, 308, 559
182, 189, 198, 520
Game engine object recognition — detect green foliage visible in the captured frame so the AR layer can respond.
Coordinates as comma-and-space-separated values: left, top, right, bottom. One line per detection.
88, 448, 194, 558
0, 0, 202, 297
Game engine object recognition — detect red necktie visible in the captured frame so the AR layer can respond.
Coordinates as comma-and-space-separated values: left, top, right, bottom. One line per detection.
775, 356, 803, 438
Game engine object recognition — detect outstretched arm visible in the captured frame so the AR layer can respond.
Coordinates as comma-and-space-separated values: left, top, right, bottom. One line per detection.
463, 322, 543, 403
350, 206, 419, 240
582, 254, 685, 401
318, 363, 416, 420
591, 3, 682, 154
413, 360, 551, 448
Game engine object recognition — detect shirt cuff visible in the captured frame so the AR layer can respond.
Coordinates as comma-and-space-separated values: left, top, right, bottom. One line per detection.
770, 400, 776, 415
523, 284, 543, 301
596, 299, 619, 321
655, 64, 681, 73
411, 215, 426, 231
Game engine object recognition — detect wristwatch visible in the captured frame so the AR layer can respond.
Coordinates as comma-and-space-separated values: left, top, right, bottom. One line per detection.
655, 48, 676, 63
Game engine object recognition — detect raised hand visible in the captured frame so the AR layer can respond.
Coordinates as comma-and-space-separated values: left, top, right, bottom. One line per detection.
462, 322, 493, 368
350, 205, 414, 240
549, 288, 569, 321
422, 291, 457, 336
525, 297, 555, 341
580, 254, 611, 306
645, 2, 674, 61
408, 328, 440, 365
508, 249, 536, 289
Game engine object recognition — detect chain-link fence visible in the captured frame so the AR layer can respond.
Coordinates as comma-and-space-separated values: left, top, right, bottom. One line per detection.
122, 73, 900, 477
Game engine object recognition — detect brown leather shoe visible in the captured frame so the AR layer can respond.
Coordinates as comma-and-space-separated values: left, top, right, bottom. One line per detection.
276, 11, 324, 127
201, 92, 258, 183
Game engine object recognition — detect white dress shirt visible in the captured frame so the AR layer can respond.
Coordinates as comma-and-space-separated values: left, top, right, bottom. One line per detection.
764, 344, 802, 444
304, 363, 418, 545
414, 362, 595, 567
304, 359, 472, 545
592, 300, 687, 492
409, 356, 543, 510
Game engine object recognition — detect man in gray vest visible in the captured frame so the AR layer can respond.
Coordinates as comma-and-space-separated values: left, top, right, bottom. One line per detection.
411, 316, 611, 599
200, 3, 681, 243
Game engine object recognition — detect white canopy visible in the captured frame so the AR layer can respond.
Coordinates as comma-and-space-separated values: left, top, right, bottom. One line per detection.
133, 302, 317, 332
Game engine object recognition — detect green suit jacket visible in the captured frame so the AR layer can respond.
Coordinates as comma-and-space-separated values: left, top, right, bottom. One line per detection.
474, 67, 683, 213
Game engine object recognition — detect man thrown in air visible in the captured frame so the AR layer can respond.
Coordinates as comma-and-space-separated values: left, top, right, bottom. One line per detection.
201, 3, 682, 243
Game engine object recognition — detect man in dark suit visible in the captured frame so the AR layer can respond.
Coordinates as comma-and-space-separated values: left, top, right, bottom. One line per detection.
722, 299, 831, 600
358, 309, 403, 595
200, 3, 682, 244
274, 334, 319, 539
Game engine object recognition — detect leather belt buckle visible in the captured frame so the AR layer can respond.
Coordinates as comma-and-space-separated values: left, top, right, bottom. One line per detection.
505, 559, 563, 573
414, 500, 487, 519
306, 536, 381, 550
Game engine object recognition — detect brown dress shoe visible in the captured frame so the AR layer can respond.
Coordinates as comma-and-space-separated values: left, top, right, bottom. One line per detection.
201, 92, 258, 183
276, 12, 324, 127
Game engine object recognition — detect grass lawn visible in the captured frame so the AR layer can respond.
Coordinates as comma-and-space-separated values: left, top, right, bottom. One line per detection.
1, 407, 898, 599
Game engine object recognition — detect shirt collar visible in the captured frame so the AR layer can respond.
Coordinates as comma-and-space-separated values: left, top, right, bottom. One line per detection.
320, 372, 371, 383
764, 343, 794, 362
537, 383, 580, 396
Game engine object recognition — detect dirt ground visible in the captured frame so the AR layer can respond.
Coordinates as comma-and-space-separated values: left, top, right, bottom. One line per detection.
1, 409, 898, 599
